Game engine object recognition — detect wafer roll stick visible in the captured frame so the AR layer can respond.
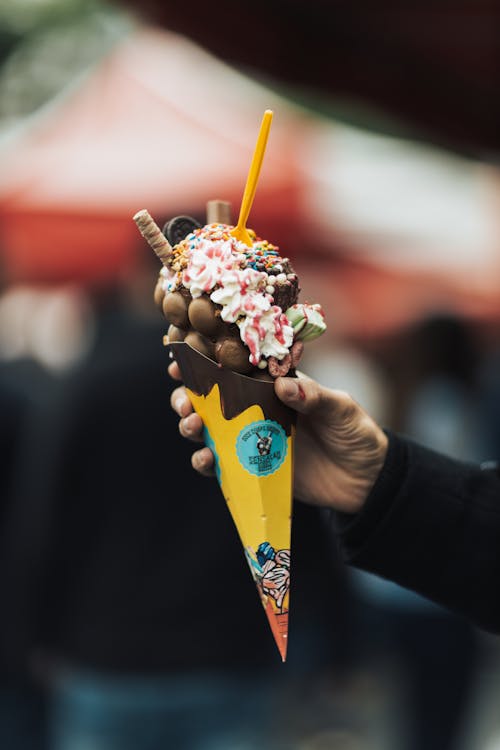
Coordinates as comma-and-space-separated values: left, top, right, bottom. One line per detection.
133, 209, 173, 266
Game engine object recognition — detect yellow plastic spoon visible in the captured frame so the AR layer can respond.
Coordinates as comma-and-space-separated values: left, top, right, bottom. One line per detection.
230, 109, 273, 247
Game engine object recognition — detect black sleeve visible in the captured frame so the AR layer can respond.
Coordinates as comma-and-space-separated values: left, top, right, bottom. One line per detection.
333, 431, 500, 633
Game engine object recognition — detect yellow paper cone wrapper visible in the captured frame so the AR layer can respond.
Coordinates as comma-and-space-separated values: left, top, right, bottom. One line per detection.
170, 342, 295, 661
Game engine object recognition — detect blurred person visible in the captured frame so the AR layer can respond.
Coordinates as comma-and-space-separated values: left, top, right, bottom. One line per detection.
0, 276, 71, 749
478, 345, 500, 459
0, 363, 51, 750
0, 251, 348, 750
394, 313, 485, 462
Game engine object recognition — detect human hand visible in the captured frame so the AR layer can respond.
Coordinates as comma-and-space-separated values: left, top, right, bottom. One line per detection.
169, 361, 388, 514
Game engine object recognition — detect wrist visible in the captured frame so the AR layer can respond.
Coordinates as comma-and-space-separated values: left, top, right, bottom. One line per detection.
349, 423, 389, 514
334, 430, 408, 540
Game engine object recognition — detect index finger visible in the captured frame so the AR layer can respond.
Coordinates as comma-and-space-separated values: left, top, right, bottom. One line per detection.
170, 386, 193, 418
168, 360, 182, 381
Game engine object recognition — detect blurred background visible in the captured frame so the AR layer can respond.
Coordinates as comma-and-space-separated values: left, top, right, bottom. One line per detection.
0, 1, 500, 748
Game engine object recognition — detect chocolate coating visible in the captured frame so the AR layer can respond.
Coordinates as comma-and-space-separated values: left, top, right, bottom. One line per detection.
251, 370, 274, 382
163, 291, 190, 329
154, 279, 165, 309
188, 296, 222, 337
184, 331, 215, 359
170, 342, 296, 431
167, 325, 186, 343
215, 338, 254, 374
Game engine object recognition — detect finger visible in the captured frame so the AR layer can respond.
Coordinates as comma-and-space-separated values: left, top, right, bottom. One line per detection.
170, 386, 193, 418
274, 374, 319, 414
274, 375, 353, 418
168, 361, 182, 381
191, 446, 215, 477
179, 412, 204, 443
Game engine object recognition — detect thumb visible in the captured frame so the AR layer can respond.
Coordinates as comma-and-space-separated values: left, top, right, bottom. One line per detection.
275, 375, 355, 422
274, 374, 323, 415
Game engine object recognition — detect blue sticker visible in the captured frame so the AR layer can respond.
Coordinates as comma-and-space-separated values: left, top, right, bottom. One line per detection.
236, 420, 287, 477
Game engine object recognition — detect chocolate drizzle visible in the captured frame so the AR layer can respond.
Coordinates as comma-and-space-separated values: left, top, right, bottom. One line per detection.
169, 342, 296, 435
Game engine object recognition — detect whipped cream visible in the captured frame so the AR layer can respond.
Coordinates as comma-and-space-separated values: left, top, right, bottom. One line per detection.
239, 306, 294, 365
182, 239, 246, 298
210, 267, 269, 323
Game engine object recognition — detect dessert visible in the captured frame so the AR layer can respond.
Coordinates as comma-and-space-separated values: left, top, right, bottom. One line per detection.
133, 110, 327, 662
134, 210, 326, 378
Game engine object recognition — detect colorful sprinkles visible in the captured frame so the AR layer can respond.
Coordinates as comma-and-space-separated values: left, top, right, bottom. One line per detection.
182, 223, 285, 274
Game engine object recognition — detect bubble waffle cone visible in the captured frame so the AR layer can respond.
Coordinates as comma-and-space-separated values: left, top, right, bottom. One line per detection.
135, 111, 326, 661
170, 341, 295, 661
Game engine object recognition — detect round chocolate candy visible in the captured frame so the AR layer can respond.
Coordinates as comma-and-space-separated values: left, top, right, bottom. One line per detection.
188, 296, 222, 338
215, 338, 253, 374
167, 325, 186, 343
154, 279, 165, 309
184, 331, 215, 360
162, 215, 201, 246
163, 291, 190, 329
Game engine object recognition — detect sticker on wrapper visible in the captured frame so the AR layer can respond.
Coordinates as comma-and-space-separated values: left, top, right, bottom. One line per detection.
236, 420, 287, 477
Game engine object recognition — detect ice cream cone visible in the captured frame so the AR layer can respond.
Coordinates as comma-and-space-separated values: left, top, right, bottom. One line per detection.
170, 341, 295, 661
134, 113, 325, 661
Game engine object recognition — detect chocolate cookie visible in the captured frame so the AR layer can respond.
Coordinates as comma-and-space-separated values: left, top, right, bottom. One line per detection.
162, 215, 201, 246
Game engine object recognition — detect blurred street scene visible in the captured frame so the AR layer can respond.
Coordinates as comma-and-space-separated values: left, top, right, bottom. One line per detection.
0, 1, 500, 748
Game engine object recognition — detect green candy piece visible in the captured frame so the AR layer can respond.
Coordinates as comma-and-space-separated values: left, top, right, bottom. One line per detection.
285, 303, 327, 342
